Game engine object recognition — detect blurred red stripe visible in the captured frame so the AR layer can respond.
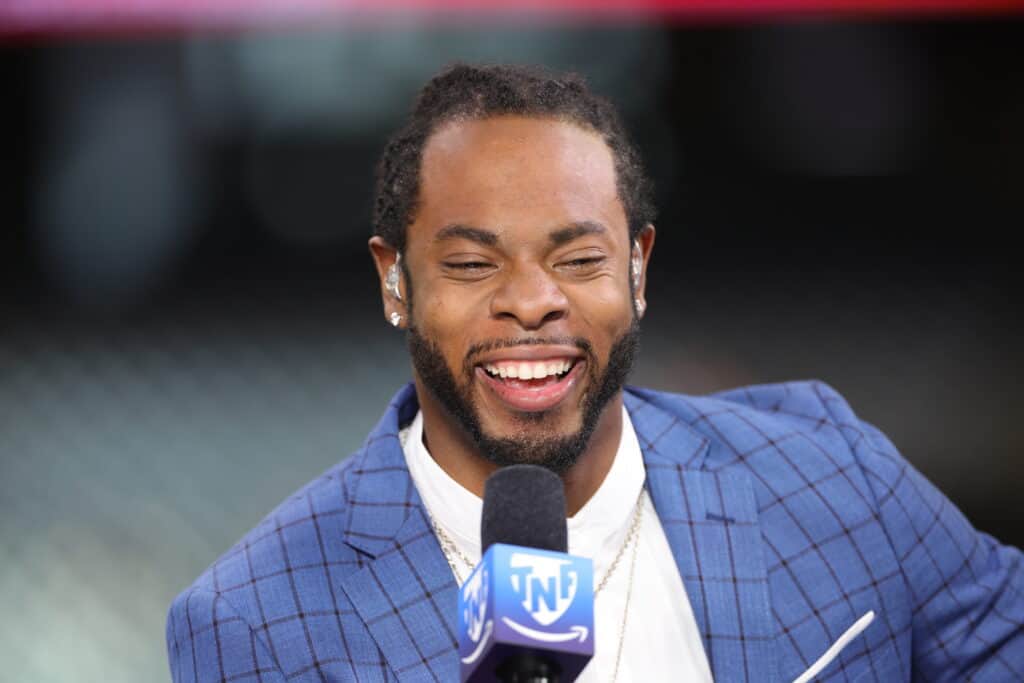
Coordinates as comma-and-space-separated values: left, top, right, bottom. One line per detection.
2, 0, 1022, 37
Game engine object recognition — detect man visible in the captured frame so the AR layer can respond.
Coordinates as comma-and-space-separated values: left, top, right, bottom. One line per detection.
166, 64, 1023, 682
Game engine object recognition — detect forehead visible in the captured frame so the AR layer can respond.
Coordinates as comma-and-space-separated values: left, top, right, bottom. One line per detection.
412, 115, 626, 245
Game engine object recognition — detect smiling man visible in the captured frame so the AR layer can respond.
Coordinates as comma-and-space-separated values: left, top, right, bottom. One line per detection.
378, 112, 650, 516
167, 65, 1023, 683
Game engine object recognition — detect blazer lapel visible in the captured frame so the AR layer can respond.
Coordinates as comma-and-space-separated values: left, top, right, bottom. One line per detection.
338, 385, 460, 683
627, 389, 780, 683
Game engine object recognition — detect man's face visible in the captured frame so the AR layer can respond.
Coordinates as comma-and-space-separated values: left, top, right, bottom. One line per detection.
399, 116, 648, 472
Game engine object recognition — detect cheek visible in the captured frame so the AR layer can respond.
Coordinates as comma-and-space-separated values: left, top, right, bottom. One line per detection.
418, 288, 484, 332
415, 289, 483, 368
566, 282, 632, 334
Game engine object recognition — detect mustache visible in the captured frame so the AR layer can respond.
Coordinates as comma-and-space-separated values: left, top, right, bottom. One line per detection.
464, 337, 594, 366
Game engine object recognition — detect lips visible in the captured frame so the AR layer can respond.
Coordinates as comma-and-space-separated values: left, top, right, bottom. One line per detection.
474, 350, 585, 413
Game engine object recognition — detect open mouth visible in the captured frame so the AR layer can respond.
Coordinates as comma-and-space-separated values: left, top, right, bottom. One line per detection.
482, 359, 575, 384
475, 357, 584, 412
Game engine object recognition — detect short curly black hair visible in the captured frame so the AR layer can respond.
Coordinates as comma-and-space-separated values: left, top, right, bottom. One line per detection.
372, 63, 656, 253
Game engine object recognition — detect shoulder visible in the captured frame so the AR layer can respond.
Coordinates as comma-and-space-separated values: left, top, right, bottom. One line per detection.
168, 384, 418, 642
165, 382, 419, 681
627, 380, 883, 514
167, 447, 376, 642
165, 447, 389, 680
629, 379, 864, 466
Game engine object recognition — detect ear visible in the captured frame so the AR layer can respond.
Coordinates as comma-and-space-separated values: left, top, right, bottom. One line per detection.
368, 236, 407, 328
632, 224, 655, 319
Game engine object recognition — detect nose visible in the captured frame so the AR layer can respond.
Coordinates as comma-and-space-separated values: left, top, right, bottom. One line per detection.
489, 263, 569, 330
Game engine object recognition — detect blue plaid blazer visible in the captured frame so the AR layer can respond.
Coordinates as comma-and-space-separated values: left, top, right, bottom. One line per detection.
167, 381, 1023, 682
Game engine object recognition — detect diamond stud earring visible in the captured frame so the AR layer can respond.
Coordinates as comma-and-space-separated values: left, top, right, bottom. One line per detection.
389, 312, 402, 327
386, 253, 402, 302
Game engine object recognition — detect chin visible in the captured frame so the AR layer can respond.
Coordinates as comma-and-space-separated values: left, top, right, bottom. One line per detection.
477, 388, 586, 429
484, 412, 579, 439
469, 404, 597, 474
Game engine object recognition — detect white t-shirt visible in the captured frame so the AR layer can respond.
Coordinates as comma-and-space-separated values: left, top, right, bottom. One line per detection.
400, 407, 713, 682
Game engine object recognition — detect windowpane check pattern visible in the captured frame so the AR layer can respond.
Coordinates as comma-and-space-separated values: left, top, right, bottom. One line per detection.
168, 381, 1023, 682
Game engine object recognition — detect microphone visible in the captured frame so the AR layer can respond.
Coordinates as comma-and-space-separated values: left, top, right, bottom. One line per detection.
458, 465, 594, 682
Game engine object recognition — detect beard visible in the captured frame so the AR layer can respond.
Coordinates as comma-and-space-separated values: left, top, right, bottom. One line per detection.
406, 320, 640, 474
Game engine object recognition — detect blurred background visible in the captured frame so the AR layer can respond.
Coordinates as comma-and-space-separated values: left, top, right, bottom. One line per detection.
1, 2, 1022, 681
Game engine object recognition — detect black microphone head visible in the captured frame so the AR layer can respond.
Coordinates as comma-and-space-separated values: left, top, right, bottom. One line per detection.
481, 464, 567, 554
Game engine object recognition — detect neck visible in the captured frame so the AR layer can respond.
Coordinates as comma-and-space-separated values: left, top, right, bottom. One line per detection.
413, 382, 624, 517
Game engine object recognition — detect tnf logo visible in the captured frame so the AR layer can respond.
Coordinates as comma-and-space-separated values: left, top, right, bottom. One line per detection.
508, 553, 578, 626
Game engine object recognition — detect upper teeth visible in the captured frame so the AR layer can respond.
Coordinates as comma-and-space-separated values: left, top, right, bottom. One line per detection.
483, 359, 573, 380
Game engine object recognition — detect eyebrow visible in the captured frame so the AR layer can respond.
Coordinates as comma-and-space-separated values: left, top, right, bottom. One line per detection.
432, 220, 608, 248
548, 221, 607, 246
434, 224, 499, 246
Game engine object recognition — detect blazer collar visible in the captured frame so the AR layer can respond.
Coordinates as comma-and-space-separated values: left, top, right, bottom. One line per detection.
623, 388, 711, 471
339, 384, 715, 558
340, 383, 423, 558
339, 385, 714, 560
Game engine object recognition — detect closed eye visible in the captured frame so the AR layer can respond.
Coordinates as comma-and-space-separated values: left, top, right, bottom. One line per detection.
559, 257, 606, 270
444, 261, 493, 271
441, 261, 498, 281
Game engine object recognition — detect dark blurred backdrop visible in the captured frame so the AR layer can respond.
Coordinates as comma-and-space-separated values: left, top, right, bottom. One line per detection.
1, 16, 1022, 682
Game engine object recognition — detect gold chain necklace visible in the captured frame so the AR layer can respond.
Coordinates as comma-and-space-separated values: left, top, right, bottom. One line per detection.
430, 517, 475, 584
610, 494, 643, 682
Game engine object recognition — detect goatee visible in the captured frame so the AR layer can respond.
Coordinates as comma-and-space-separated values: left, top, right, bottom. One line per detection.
406, 321, 640, 474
